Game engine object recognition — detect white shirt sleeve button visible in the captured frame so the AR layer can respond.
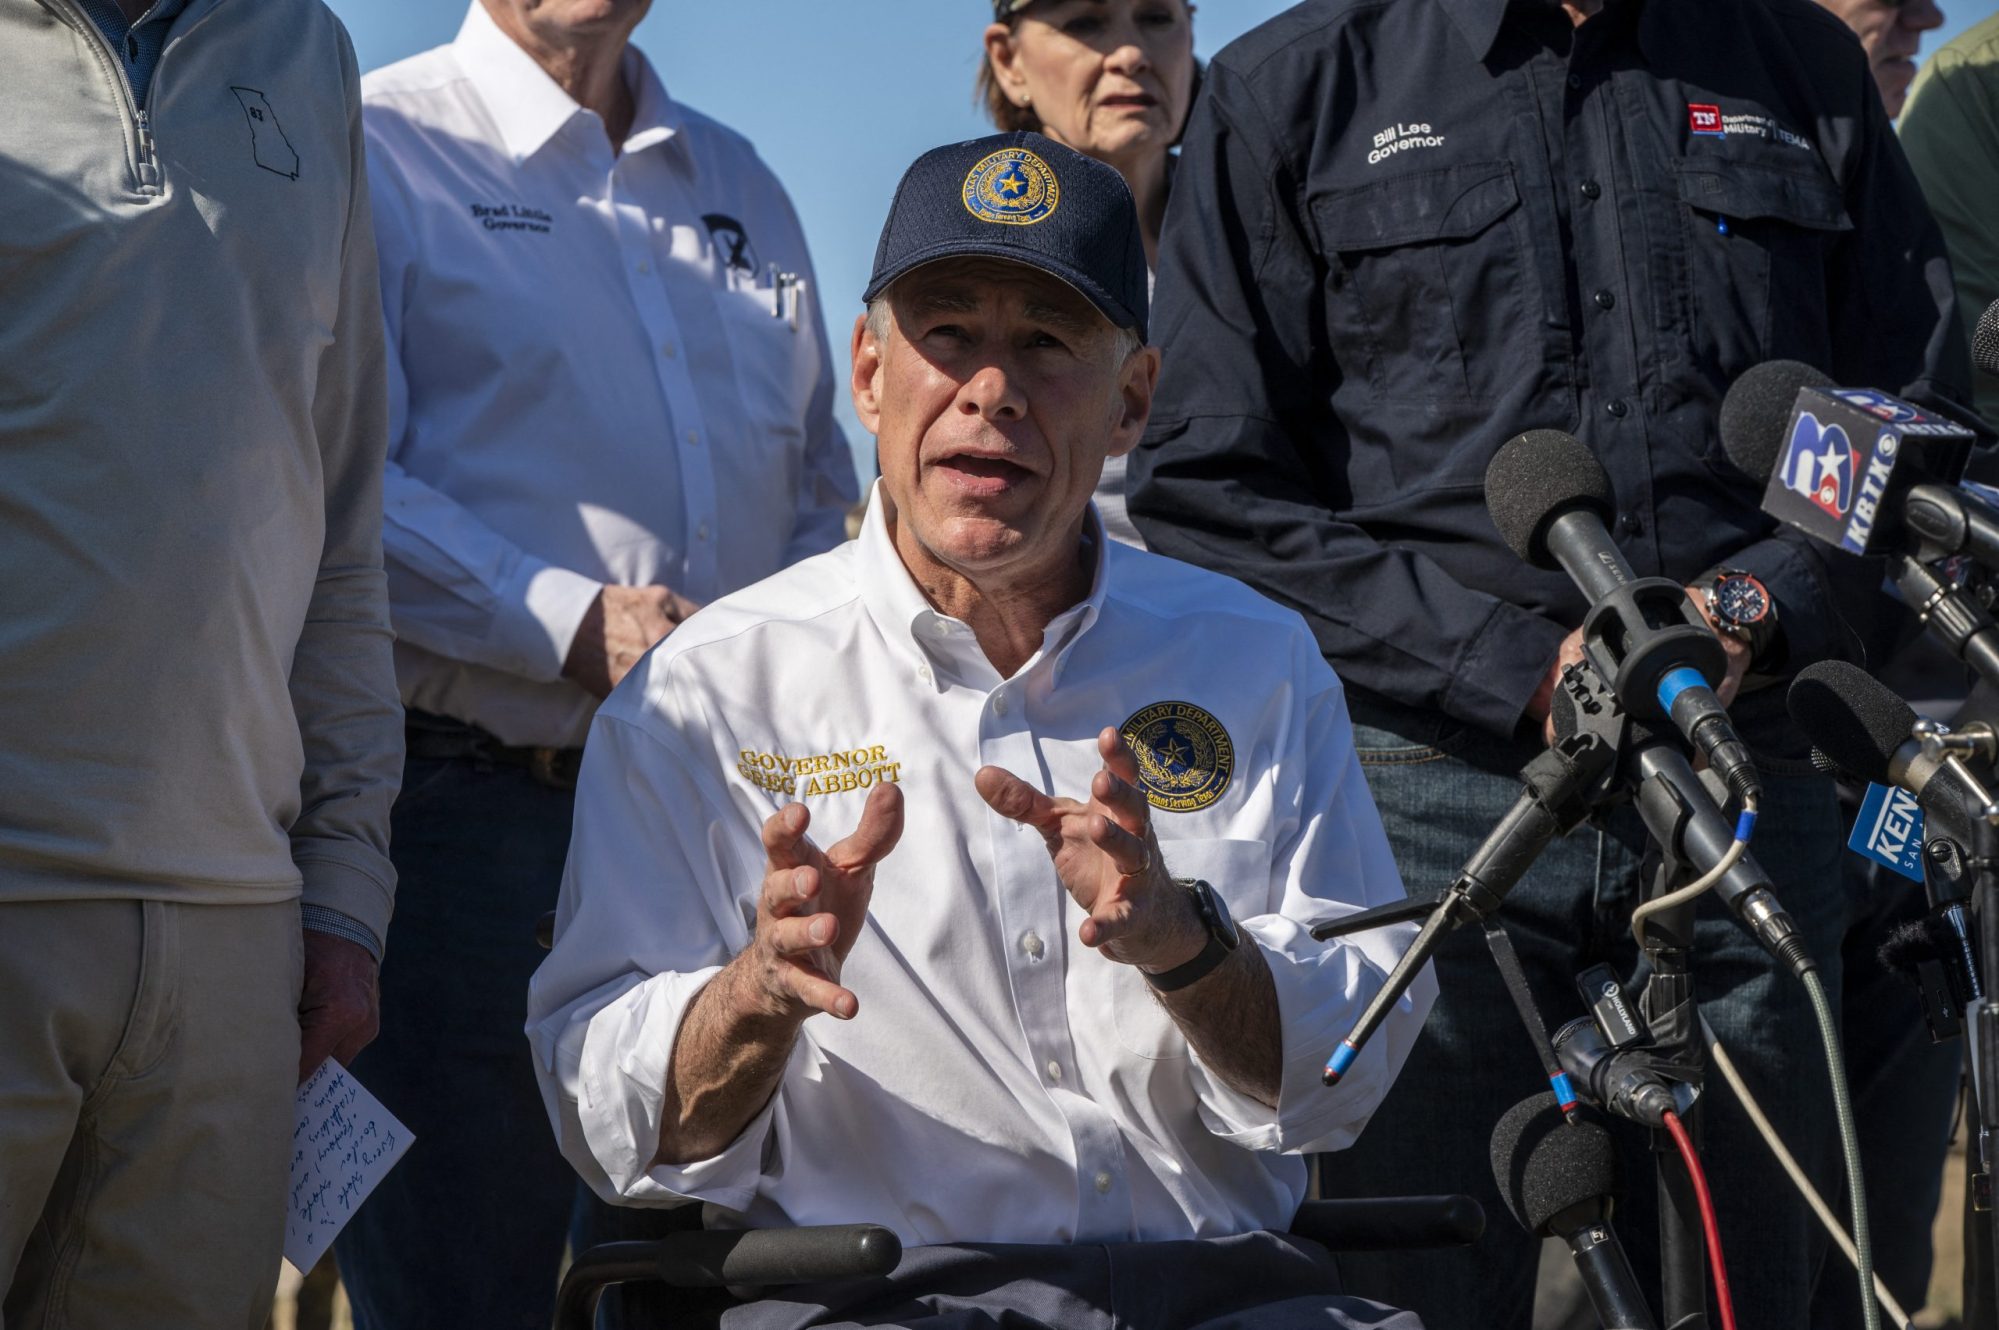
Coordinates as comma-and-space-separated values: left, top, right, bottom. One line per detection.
1020, 931, 1044, 961
1045, 1060, 1062, 1084
1094, 1172, 1113, 1194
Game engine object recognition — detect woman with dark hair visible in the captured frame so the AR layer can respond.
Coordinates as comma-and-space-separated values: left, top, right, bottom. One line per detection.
981, 0, 1196, 548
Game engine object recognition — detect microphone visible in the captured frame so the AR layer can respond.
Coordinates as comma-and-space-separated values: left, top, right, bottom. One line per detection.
1717, 362, 1978, 558
1486, 429, 1761, 803
1881, 914, 1983, 1042
1787, 660, 1997, 860
1552, 1017, 1687, 1128
1491, 1094, 1659, 1330
1975, 298, 1999, 380
1721, 362, 1999, 679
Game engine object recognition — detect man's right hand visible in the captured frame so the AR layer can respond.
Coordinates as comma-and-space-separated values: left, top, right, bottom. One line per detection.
731, 783, 905, 1023
563, 584, 701, 699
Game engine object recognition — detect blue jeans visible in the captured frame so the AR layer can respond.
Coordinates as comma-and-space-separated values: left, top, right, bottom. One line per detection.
1322, 710, 1849, 1329
333, 754, 681, 1330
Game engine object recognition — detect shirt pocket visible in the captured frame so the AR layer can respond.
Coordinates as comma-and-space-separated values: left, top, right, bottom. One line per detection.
713, 274, 818, 463
1108, 836, 1273, 1060
1671, 159, 1852, 389
1309, 162, 1537, 407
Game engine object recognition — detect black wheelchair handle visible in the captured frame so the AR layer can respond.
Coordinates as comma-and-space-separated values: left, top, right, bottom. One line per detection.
553, 1225, 903, 1330
1291, 1195, 1486, 1252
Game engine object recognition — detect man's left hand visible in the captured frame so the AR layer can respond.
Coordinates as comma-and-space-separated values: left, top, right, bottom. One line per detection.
298, 930, 381, 1085
1685, 585, 1752, 705
975, 727, 1204, 974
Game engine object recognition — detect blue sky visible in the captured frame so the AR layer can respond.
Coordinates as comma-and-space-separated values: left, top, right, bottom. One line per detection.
324, 0, 1999, 475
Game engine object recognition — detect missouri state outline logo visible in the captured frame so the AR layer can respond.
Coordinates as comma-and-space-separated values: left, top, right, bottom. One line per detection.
962, 147, 1060, 227
1120, 701, 1234, 813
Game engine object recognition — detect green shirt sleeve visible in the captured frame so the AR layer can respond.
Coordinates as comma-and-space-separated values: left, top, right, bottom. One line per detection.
1901, 24, 1999, 428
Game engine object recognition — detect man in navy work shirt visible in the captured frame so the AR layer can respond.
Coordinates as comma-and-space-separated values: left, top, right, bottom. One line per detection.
1127, 0, 1969, 1324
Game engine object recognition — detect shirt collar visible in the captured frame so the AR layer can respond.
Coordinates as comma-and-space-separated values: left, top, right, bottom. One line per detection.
1435, 0, 1508, 61
453, 1, 687, 166
854, 482, 1110, 694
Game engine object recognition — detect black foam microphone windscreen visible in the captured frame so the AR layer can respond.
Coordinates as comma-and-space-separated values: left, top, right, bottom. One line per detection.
1975, 299, 1999, 380
1718, 359, 1834, 483
1786, 661, 1918, 787
1488, 1093, 1621, 1237
1484, 430, 1616, 569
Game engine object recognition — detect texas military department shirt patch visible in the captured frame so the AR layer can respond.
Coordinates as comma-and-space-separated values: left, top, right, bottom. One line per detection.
962, 147, 1060, 226
1120, 701, 1234, 813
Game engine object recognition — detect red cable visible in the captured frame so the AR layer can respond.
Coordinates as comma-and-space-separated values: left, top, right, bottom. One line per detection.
1662, 1109, 1738, 1330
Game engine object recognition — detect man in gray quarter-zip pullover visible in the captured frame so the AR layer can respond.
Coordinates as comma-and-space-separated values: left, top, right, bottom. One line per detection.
0, 2, 403, 1324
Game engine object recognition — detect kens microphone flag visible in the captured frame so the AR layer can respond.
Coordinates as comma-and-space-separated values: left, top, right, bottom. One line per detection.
1761, 387, 1974, 555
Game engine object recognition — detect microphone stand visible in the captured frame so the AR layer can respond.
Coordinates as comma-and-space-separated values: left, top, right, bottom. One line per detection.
1318, 662, 1763, 1328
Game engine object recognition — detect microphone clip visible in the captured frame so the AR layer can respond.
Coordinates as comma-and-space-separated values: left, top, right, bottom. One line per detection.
1913, 716, 1999, 769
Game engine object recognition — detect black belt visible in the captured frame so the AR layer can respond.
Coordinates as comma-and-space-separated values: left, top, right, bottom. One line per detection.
404, 711, 584, 791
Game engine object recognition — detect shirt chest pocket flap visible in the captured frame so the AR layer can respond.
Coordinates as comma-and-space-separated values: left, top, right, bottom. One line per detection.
1672, 159, 1852, 373
1309, 162, 1535, 406
1108, 836, 1271, 1060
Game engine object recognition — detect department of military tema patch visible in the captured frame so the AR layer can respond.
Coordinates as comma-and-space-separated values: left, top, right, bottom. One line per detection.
1120, 701, 1234, 813
962, 147, 1060, 226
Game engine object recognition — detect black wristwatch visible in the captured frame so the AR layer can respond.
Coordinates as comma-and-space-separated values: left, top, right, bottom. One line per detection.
1143, 878, 1240, 993
1694, 567, 1780, 668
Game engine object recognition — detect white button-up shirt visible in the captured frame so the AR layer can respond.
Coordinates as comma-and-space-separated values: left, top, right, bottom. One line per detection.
528, 491, 1434, 1246
361, 4, 856, 748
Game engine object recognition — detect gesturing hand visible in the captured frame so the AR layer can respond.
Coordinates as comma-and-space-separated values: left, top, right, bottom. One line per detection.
975, 727, 1205, 974
739, 783, 904, 1023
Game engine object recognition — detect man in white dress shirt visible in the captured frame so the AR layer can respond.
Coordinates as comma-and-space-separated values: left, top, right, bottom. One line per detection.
336, 3, 857, 1326
529, 132, 1431, 1329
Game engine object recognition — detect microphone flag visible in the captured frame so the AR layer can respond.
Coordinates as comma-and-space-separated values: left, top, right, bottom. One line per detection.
1759, 386, 1974, 555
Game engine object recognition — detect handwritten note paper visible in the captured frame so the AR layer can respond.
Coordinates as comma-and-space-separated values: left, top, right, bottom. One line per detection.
284, 1059, 413, 1272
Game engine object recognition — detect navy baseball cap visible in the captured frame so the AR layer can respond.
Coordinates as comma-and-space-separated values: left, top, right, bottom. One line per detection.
863, 131, 1149, 341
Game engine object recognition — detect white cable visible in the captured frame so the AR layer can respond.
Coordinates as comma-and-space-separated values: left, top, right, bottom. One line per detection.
1701, 1016, 1911, 1330
1630, 801, 1757, 951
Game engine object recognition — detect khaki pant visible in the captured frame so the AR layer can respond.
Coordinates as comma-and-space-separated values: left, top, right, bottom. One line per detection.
0, 899, 303, 1330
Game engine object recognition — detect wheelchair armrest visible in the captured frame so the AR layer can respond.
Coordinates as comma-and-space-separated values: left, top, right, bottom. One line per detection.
554, 1225, 903, 1330
1290, 1195, 1484, 1252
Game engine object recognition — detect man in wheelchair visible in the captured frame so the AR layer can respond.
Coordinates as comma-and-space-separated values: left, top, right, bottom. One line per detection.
528, 132, 1435, 1330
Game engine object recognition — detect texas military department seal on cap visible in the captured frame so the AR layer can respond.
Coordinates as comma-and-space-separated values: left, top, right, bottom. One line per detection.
1120, 701, 1234, 813
963, 146, 1061, 227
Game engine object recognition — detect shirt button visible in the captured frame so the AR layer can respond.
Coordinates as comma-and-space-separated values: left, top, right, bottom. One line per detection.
661, 342, 678, 359
916, 663, 933, 685
1094, 1172, 1113, 1194
1567, 74, 1582, 91
696, 523, 711, 542
1579, 179, 1601, 200
1046, 1060, 1063, 1084
1021, 931, 1045, 960
637, 259, 652, 275
1621, 513, 1643, 536
1593, 289, 1616, 310
685, 429, 701, 446
1605, 399, 1629, 419
992, 692, 1009, 716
